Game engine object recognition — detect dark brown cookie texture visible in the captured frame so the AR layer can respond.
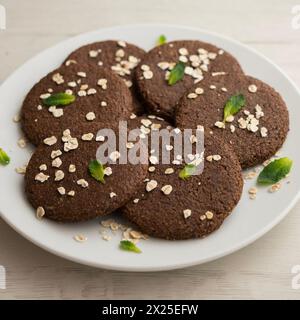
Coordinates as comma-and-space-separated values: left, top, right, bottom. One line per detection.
25, 125, 148, 222
21, 63, 133, 146
175, 75, 289, 168
64, 40, 146, 115
135, 40, 244, 120
122, 133, 243, 240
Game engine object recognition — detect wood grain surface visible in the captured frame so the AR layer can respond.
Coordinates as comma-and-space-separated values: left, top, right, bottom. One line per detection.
0, 0, 300, 299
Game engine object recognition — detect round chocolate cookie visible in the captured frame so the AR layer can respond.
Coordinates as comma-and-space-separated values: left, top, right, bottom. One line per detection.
21, 63, 133, 146
175, 75, 289, 168
122, 133, 243, 240
64, 40, 146, 115
25, 125, 148, 222
135, 40, 244, 119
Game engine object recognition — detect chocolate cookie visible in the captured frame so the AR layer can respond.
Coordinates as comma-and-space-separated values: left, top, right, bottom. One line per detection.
175, 75, 289, 168
64, 40, 146, 115
21, 63, 133, 146
122, 132, 243, 240
135, 40, 243, 119
25, 125, 148, 222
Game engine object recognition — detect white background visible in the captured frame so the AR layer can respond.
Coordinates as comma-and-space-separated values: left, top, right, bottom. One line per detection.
0, 0, 300, 299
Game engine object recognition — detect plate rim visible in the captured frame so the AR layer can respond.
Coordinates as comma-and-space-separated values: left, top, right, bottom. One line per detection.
1, 23, 300, 272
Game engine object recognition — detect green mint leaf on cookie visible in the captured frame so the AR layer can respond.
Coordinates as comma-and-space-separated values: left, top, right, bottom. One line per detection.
0, 148, 10, 166
88, 159, 105, 184
223, 94, 245, 122
156, 34, 167, 46
179, 163, 196, 180
120, 240, 142, 254
168, 62, 185, 85
257, 157, 292, 185
43, 93, 75, 107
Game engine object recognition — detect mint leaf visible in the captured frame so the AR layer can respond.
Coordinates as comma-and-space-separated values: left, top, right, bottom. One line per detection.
168, 62, 185, 85
43, 93, 75, 107
0, 148, 10, 166
119, 240, 142, 253
179, 164, 196, 180
88, 159, 105, 184
257, 157, 292, 185
156, 34, 167, 46
223, 94, 245, 122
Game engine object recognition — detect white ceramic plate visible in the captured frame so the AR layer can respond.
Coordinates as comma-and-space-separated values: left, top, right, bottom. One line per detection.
0, 24, 299, 272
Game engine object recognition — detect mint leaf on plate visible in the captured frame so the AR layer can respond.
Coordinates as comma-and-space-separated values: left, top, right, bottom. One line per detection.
156, 34, 167, 46
0, 148, 10, 166
120, 240, 142, 253
257, 157, 292, 185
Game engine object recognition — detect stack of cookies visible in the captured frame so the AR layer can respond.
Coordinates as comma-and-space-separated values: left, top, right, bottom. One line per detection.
21, 39, 289, 240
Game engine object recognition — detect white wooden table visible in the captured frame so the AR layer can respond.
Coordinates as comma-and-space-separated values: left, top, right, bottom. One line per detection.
1, 0, 300, 299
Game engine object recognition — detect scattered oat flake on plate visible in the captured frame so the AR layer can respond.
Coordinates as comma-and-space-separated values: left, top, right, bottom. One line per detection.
73, 234, 87, 242
243, 171, 256, 179
102, 234, 111, 241
13, 114, 20, 122
101, 219, 116, 228
36, 206, 45, 220
248, 187, 257, 199
15, 165, 27, 174
17, 137, 27, 148
269, 183, 281, 193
